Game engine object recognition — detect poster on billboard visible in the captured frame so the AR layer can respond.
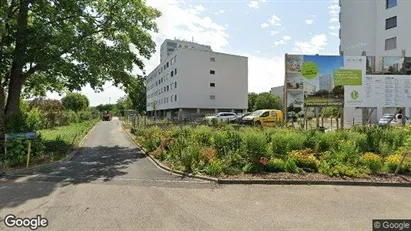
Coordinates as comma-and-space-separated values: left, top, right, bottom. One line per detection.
285, 54, 411, 110
344, 56, 411, 107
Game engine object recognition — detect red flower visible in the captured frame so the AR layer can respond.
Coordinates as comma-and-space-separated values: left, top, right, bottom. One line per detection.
260, 157, 268, 166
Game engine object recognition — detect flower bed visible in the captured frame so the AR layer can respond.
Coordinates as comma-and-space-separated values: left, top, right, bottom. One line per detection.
131, 124, 411, 180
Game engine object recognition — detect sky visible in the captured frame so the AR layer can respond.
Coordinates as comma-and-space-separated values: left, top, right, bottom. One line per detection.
47, 0, 341, 106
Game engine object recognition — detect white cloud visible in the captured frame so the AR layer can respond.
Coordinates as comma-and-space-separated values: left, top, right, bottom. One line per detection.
215, 9, 226, 15
328, 0, 340, 36
305, 19, 314, 25
248, 1, 259, 8
262, 14, 281, 30
270, 31, 279, 36
273, 36, 292, 47
261, 22, 269, 28
293, 34, 328, 54
248, 0, 268, 8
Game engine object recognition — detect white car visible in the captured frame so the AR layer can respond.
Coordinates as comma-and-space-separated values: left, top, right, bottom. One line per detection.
379, 114, 410, 126
204, 112, 237, 124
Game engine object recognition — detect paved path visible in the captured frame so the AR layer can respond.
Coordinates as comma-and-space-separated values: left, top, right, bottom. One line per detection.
1, 120, 410, 231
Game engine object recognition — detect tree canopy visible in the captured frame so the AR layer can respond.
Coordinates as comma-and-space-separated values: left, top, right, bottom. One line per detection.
253, 92, 282, 111
61, 93, 90, 112
0, 0, 161, 149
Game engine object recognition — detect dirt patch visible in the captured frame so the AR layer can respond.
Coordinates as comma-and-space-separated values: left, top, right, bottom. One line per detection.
220, 172, 411, 184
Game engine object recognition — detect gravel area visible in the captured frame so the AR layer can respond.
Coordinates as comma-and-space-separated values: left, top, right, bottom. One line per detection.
220, 172, 411, 183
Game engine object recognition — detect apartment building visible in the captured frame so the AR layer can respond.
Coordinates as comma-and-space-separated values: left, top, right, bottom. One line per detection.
339, 0, 411, 124
319, 75, 333, 91
146, 39, 248, 120
270, 86, 284, 102
303, 81, 316, 96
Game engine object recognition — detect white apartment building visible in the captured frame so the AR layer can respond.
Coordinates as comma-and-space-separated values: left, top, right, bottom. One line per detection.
303, 82, 316, 96
319, 75, 333, 91
146, 39, 248, 120
339, 0, 411, 124
270, 86, 284, 102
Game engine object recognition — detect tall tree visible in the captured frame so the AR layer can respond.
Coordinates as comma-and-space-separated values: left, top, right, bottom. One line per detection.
248, 92, 258, 112
254, 92, 282, 110
61, 93, 89, 112
126, 76, 146, 114
0, 0, 161, 152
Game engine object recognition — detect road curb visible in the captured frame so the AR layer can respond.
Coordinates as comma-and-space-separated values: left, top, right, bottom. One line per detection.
121, 123, 219, 182
1, 121, 99, 176
120, 123, 411, 188
217, 179, 411, 187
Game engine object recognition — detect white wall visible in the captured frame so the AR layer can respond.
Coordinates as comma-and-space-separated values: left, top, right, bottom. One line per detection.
176, 49, 248, 110
341, 0, 411, 56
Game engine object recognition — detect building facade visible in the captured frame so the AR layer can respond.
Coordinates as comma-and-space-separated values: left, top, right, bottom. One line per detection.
270, 86, 284, 102
339, 0, 411, 124
319, 74, 333, 91
303, 81, 316, 96
147, 39, 248, 120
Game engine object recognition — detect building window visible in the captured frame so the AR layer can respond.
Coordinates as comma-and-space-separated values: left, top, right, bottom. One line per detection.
179, 45, 182, 47
385, 37, 397, 50
175, 95, 177, 101
167, 62, 169, 68
175, 68, 177, 75
171, 71, 174, 77
385, 16, 397, 30
210, 57, 215, 62
175, 82, 177, 88
210, 70, 215, 74
210, 83, 215, 87
164, 87, 166, 92
386, 0, 397, 9
167, 85, 169, 91
210, 95, 215, 100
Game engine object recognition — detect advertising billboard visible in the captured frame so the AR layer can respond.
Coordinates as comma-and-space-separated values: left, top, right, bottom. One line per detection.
285, 54, 411, 109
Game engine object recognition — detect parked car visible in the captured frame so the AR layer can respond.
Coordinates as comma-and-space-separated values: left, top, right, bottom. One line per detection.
102, 111, 111, 121
232, 112, 251, 124
379, 113, 410, 126
204, 112, 237, 125
242, 109, 284, 126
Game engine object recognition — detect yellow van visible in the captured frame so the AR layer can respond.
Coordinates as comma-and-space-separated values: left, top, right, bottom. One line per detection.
242, 109, 284, 126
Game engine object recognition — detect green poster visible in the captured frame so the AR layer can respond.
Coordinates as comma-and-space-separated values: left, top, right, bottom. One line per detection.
334, 69, 362, 86
301, 61, 318, 79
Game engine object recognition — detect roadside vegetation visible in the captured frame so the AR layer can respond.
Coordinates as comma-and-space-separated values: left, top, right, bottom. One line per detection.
0, 95, 100, 171
130, 124, 411, 178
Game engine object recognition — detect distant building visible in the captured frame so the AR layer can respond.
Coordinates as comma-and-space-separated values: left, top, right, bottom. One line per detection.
303, 82, 316, 96
270, 86, 284, 102
146, 39, 248, 120
319, 75, 333, 91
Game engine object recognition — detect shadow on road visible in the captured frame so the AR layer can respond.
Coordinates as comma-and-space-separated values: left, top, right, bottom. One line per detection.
0, 145, 146, 209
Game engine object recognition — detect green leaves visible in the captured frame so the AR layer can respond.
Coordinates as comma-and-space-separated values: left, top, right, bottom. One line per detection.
61, 93, 89, 112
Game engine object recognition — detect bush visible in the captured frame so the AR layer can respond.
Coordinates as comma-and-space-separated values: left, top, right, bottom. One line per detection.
266, 158, 285, 172
66, 110, 80, 124
25, 108, 45, 130
384, 152, 411, 173
2, 137, 45, 167
199, 147, 217, 164
204, 159, 224, 176
360, 152, 383, 174
78, 110, 93, 121
181, 143, 201, 172
284, 158, 298, 173
242, 132, 268, 163
288, 149, 320, 172
192, 126, 213, 146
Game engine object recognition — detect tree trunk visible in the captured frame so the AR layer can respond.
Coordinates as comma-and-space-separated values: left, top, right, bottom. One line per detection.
5, 0, 30, 117
0, 85, 5, 158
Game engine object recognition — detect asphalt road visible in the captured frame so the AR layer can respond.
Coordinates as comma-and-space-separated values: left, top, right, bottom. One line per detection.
1, 118, 410, 231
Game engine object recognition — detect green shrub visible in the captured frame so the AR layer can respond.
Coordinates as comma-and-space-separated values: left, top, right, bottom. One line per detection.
213, 132, 230, 157
25, 108, 45, 130
360, 152, 383, 174
66, 110, 80, 124
181, 143, 201, 172
384, 152, 411, 173
223, 166, 242, 175
284, 158, 298, 173
288, 149, 320, 171
192, 126, 213, 146
242, 163, 263, 173
266, 158, 285, 172
204, 159, 224, 176
271, 132, 288, 155
78, 110, 93, 121
243, 132, 268, 163
331, 140, 360, 165
314, 132, 339, 153
3, 137, 45, 166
